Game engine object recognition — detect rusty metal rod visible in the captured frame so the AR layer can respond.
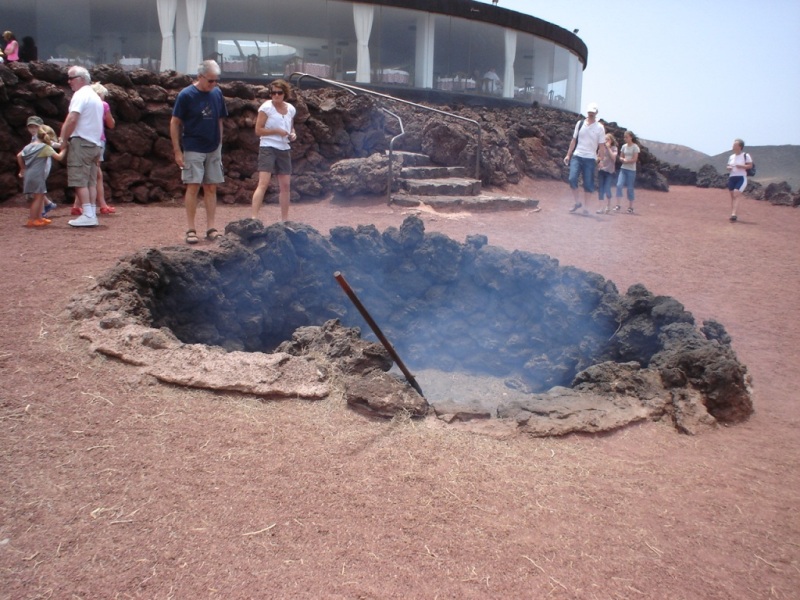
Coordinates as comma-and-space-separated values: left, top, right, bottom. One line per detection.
333, 271, 424, 398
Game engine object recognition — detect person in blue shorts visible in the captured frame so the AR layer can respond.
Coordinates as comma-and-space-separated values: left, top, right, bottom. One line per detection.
170, 59, 228, 244
725, 139, 753, 222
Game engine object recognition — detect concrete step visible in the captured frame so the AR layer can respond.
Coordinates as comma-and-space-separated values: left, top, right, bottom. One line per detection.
400, 166, 469, 179
388, 151, 431, 167
390, 194, 540, 212
401, 177, 481, 196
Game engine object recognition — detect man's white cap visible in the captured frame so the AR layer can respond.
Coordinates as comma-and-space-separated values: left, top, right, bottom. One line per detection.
585, 102, 599, 114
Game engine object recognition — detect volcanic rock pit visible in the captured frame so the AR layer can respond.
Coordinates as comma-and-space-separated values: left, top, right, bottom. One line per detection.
70, 216, 753, 436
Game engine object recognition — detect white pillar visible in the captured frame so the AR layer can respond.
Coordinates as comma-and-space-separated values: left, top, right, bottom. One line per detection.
503, 29, 517, 99
184, 0, 207, 75
157, 0, 178, 72
353, 4, 374, 83
415, 14, 434, 89
566, 53, 581, 113
175, 0, 189, 73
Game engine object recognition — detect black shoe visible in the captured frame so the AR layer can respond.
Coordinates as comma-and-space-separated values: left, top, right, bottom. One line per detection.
729, 215, 738, 222
569, 202, 582, 213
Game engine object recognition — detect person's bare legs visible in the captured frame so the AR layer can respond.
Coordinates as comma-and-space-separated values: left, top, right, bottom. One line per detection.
277, 174, 291, 221
730, 189, 741, 219
583, 190, 593, 213
184, 183, 201, 233
570, 186, 581, 206
96, 167, 110, 210
29, 193, 45, 221
72, 187, 97, 212
74, 185, 96, 213
203, 183, 217, 234
251, 171, 273, 220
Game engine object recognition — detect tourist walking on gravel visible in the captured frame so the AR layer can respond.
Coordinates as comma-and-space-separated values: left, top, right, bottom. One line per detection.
563, 102, 605, 214
25, 116, 59, 217
16, 125, 67, 228
251, 79, 297, 222
596, 133, 618, 214
726, 139, 753, 222
614, 130, 640, 213
72, 83, 116, 216
170, 59, 228, 244
61, 66, 104, 227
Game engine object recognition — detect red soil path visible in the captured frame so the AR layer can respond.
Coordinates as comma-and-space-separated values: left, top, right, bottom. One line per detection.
1, 182, 798, 599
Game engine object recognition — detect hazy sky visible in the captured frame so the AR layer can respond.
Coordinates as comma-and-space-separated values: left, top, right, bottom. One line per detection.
478, 0, 800, 155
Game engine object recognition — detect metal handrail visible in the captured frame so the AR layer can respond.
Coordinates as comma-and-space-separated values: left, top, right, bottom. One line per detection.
289, 72, 482, 202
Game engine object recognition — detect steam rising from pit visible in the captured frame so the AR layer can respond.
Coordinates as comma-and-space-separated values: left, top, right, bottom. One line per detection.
71, 216, 753, 431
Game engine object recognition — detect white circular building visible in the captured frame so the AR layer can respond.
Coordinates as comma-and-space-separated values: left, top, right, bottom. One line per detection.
5, 0, 587, 110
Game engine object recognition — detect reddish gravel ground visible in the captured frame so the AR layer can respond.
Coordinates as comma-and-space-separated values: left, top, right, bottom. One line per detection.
1, 182, 799, 599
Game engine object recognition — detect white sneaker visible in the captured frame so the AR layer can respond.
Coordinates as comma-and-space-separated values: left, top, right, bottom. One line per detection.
68, 214, 99, 227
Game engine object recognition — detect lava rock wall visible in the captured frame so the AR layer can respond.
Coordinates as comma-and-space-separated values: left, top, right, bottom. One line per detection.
1, 61, 678, 206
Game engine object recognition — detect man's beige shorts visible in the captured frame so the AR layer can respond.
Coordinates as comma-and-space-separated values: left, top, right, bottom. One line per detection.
181, 146, 224, 185
67, 137, 102, 188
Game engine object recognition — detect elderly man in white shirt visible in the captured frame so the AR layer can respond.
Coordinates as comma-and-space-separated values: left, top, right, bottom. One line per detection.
60, 66, 104, 227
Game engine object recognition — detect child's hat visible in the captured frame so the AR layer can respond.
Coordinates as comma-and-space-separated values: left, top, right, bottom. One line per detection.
26, 116, 44, 126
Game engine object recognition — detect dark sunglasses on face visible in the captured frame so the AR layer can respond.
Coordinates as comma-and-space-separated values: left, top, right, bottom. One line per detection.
270, 90, 284, 95
204, 76, 219, 83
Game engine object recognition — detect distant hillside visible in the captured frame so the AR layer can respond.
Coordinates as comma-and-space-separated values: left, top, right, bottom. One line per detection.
639, 140, 710, 169
642, 140, 800, 191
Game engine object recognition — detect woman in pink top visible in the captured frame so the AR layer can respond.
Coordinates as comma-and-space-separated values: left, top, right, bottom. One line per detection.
3, 31, 19, 62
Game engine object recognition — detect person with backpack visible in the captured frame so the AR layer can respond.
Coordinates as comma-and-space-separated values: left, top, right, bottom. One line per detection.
563, 102, 605, 214
725, 139, 754, 222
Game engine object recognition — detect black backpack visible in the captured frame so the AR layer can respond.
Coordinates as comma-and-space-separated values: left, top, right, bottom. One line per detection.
744, 152, 756, 177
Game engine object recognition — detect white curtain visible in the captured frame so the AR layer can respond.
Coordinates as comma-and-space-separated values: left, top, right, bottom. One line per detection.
157, 0, 178, 72
185, 0, 207, 74
353, 4, 374, 83
414, 14, 434, 89
503, 29, 517, 98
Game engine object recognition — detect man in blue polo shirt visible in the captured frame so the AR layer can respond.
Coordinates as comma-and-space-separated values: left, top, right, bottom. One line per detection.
170, 59, 228, 244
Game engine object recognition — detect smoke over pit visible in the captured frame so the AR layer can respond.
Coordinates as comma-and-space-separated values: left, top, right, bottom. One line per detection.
70, 216, 753, 434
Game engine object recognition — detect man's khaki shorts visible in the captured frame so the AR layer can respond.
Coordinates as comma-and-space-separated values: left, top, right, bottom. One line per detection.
67, 137, 102, 188
181, 146, 224, 185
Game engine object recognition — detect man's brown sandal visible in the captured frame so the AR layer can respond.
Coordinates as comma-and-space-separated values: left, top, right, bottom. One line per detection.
186, 229, 199, 244
206, 228, 222, 241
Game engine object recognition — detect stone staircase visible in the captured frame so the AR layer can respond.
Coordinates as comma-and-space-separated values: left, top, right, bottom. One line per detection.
389, 151, 539, 211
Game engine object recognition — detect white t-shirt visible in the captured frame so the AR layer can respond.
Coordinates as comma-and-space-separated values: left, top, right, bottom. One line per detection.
68, 85, 104, 146
258, 100, 296, 151
620, 143, 640, 171
572, 119, 605, 159
727, 152, 751, 177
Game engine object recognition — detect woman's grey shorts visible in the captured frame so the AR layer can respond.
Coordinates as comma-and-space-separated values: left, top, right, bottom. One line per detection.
257, 146, 292, 175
